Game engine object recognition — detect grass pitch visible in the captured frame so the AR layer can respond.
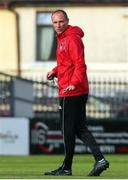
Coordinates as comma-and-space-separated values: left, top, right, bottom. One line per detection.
0, 154, 128, 179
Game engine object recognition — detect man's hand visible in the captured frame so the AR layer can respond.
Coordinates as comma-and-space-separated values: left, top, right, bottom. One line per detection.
63, 85, 76, 93
47, 71, 54, 80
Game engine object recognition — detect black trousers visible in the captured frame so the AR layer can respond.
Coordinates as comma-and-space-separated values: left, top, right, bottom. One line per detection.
59, 94, 104, 170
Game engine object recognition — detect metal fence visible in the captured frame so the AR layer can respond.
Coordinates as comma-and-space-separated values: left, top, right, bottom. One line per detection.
0, 72, 12, 116
0, 72, 128, 120
88, 76, 128, 120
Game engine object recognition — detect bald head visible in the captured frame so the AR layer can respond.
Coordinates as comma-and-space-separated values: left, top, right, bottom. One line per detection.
51, 10, 69, 34
52, 9, 68, 21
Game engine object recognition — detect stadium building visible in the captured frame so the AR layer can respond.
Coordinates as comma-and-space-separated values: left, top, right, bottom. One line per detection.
0, 0, 128, 79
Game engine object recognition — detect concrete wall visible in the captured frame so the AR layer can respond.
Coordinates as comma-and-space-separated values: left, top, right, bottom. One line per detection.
0, 10, 18, 75
1, 6, 128, 78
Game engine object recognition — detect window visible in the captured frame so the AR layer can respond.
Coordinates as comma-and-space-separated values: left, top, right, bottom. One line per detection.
36, 12, 57, 61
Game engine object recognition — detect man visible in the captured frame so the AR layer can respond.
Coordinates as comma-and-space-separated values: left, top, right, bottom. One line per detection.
44, 9, 109, 176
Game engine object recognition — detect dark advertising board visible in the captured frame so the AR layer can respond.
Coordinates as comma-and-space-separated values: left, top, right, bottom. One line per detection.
30, 118, 128, 154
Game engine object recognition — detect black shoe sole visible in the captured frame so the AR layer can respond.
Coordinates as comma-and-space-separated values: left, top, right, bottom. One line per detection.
44, 173, 72, 176
44, 171, 72, 176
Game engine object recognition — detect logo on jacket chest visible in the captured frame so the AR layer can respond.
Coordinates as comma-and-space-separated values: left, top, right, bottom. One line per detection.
59, 43, 64, 51
59, 43, 63, 50
59, 42, 67, 51
58, 42, 67, 54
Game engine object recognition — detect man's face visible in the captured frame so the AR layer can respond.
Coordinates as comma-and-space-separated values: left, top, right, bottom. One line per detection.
52, 12, 69, 34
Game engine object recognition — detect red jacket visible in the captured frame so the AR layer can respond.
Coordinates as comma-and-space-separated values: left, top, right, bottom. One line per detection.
52, 25, 89, 97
